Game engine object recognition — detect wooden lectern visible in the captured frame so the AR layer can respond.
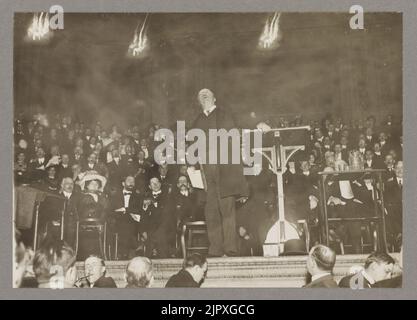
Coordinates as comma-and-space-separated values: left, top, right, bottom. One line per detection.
252, 125, 311, 256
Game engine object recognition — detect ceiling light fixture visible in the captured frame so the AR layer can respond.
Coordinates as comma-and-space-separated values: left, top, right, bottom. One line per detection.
258, 12, 282, 50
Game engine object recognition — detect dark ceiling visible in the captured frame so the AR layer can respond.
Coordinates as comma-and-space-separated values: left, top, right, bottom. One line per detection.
14, 13, 402, 129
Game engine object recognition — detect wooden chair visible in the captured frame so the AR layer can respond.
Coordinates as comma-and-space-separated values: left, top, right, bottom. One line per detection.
75, 218, 107, 260
181, 221, 208, 258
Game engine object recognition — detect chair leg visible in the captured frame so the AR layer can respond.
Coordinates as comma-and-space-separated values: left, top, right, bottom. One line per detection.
75, 221, 80, 258
181, 225, 186, 259
340, 242, 345, 255
114, 233, 119, 261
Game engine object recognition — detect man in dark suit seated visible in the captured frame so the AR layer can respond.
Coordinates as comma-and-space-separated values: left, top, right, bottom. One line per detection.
339, 252, 395, 289
304, 245, 338, 288
364, 150, 376, 169
384, 161, 403, 251
60, 177, 80, 248
165, 253, 208, 287
110, 175, 144, 260
78, 256, 117, 288
141, 177, 173, 258
107, 149, 124, 190
172, 175, 200, 257
28, 147, 49, 183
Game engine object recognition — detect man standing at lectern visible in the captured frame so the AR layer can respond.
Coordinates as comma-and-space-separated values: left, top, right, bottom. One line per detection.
192, 88, 249, 257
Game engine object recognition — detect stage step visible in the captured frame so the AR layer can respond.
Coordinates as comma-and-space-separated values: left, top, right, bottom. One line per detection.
76, 254, 398, 288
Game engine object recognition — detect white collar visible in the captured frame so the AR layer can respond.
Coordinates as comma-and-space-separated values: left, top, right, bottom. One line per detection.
361, 270, 376, 285
63, 191, 72, 198
204, 105, 217, 116
312, 272, 331, 282
180, 190, 189, 196
152, 190, 162, 196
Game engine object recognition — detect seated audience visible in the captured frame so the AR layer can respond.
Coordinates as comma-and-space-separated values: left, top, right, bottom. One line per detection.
13, 111, 403, 262
125, 257, 154, 288
165, 253, 208, 287
78, 255, 117, 288
304, 244, 338, 288
339, 252, 396, 288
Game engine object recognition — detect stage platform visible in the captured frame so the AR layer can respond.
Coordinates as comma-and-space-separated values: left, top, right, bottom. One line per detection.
76, 253, 399, 288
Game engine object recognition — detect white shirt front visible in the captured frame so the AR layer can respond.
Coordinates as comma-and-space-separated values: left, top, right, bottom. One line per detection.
204, 105, 217, 117
141, 146, 149, 159
123, 189, 132, 208
63, 191, 72, 199
152, 190, 162, 197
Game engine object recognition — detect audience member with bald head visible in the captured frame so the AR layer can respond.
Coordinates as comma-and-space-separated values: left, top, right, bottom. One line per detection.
304, 245, 338, 288
82, 256, 117, 288
125, 257, 154, 288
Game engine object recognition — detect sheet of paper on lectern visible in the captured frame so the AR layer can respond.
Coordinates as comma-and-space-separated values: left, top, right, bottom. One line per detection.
187, 167, 205, 189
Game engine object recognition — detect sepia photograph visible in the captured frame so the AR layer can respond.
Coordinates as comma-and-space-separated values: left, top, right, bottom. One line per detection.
13, 10, 403, 289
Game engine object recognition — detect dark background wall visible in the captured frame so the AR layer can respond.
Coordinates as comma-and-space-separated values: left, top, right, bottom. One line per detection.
14, 13, 402, 129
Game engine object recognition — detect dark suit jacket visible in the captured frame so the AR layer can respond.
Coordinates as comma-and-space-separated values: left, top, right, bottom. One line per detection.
172, 190, 198, 223
107, 160, 124, 188
372, 275, 402, 288
110, 189, 143, 216
304, 274, 338, 288
165, 269, 200, 288
192, 107, 249, 199
338, 273, 372, 289
384, 177, 402, 206
70, 154, 85, 167
93, 276, 117, 288
57, 164, 72, 181
141, 190, 172, 233
28, 157, 50, 182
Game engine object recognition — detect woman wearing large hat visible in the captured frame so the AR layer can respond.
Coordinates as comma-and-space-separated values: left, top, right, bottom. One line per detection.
76, 171, 109, 260
77, 170, 109, 221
